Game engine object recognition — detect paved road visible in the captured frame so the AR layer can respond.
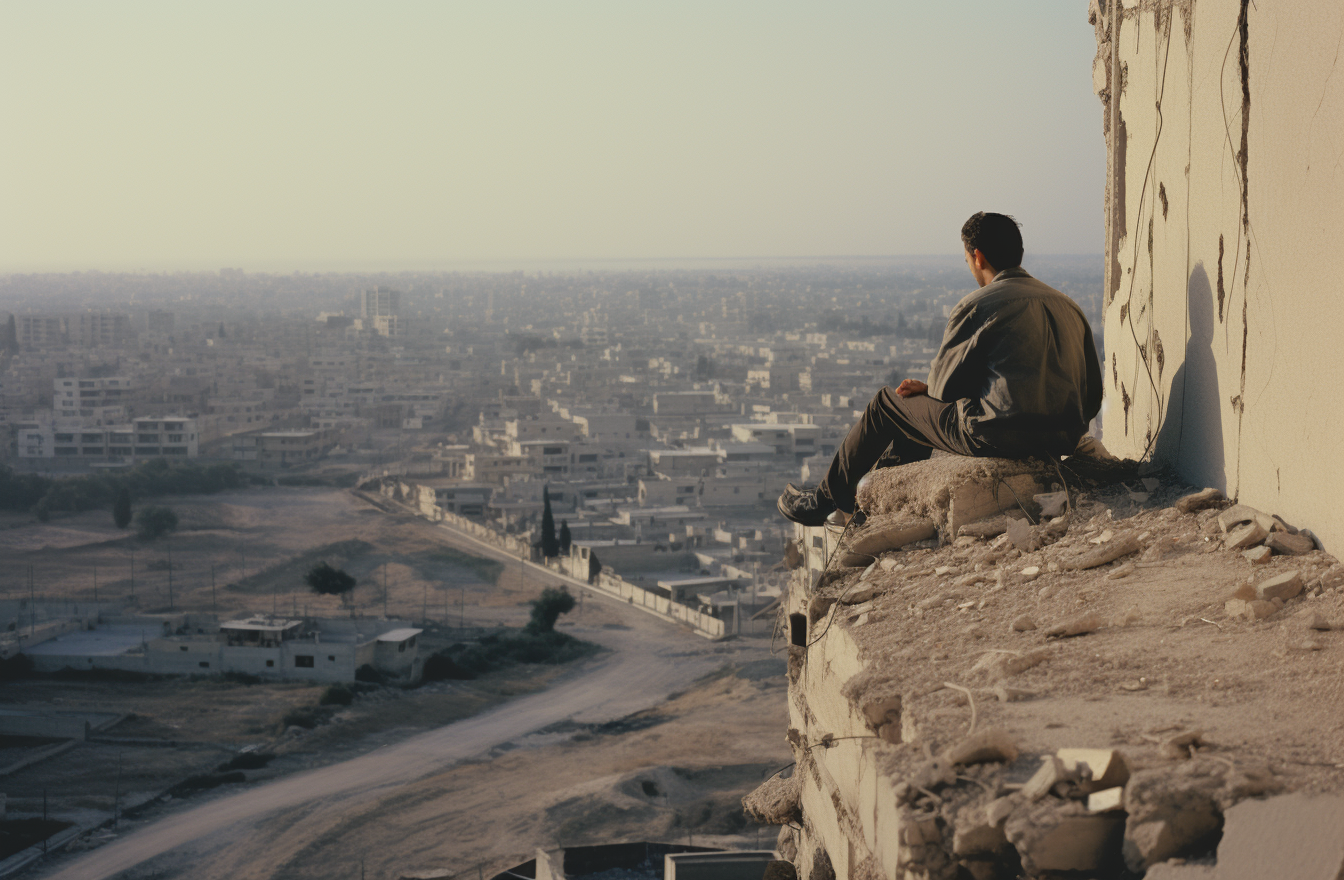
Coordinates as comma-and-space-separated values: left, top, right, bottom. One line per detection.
39, 513, 733, 880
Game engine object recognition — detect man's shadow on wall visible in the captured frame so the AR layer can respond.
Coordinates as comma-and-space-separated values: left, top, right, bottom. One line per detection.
1156, 261, 1225, 490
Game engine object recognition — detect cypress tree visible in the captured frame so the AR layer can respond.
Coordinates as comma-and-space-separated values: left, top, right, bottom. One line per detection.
540, 486, 559, 558
558, 520, 572, 554
112, 486, 132, 529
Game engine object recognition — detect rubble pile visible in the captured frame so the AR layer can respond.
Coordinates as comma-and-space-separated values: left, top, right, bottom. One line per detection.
752, 462, 1344, 879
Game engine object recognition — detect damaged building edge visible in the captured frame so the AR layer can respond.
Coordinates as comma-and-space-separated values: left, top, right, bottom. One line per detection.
745, 452, 1344, 878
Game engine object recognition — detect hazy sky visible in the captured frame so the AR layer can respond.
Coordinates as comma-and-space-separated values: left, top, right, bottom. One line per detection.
1, 2, 1104, 272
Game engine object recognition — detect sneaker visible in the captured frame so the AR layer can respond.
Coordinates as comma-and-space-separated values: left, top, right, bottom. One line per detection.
777, 483, 837, 526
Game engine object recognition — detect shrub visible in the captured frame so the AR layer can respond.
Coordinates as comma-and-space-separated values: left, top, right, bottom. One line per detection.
319, 684, 354, 706
136, 506, 178, 540
527, 587, 575, 634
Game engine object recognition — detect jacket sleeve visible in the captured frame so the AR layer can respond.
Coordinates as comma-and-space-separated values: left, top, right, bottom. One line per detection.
927, 303, 998, 403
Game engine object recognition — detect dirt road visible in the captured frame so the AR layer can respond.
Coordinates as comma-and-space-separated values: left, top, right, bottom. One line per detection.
36, 505, 754, 880
40, 605, 736, 880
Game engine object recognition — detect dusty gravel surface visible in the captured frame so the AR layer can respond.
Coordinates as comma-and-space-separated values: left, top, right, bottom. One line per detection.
810, 479, 1344, 798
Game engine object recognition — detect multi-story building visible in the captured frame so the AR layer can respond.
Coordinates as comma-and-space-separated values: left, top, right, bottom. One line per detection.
18, 416, 198, 461
53, 376, 133, 425
361, 287, 401, 337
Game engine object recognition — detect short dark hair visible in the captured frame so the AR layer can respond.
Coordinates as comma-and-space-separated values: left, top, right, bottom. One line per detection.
961, 212, 1023, 270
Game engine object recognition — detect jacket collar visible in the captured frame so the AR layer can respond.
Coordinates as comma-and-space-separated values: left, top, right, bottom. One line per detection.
992, 267, 1031, 282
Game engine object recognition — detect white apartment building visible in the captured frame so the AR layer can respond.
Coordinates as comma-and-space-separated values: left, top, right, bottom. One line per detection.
53, 376, 133, 425
19, 416, 199, 461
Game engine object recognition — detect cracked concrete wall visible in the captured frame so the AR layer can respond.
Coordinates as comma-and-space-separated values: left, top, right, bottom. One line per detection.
1096, 0, 1344, 551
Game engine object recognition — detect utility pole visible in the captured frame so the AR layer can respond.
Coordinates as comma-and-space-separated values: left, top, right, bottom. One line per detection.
166, 543, 174, 611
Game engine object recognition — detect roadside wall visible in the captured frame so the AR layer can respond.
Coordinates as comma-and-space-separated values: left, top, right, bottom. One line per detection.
369, 486, 725, 639
1094, 0, 1344, 549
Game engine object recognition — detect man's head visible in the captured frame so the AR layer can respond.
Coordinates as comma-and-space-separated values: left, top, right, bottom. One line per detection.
960, 212, 1023, 283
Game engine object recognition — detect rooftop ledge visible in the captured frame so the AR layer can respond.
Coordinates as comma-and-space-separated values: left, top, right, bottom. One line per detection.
750, 454, 1344, 879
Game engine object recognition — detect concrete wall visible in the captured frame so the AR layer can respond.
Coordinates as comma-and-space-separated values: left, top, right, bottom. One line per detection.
1094, 0, 1344, 549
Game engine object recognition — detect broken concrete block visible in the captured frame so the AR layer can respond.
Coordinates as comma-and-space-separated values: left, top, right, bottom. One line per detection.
1301, 611, 1333, 631
1266, 531, 1315, 556
1087, 786, 1125, 812
848, 518, 938, 557
1061, 533, 1141, 570
952, 819, 1009, 857
1019, 565, 1041, 581
1010, 614, 1036, 632
1044, 612, 1102, 638
1021, 756, 1071, 802
1226, 598, 1277, 621
1218, 504, 1272, 533
942, 727, 1018, 766
1174, 488, 1223, 513
841, 584, 878, 605
1106, 562, 1136, 579
1230, 581, 1257, 601
1058, 748, 1130, 791
1034, 490, 1069, 518
838, 551, 874, 568
1122, 763, 1224, 872
985, 796, 1017, 826
1006, 516, 1038, 551
1224, 521, 1268, 551
1212, 792, 1344, 880
1256, 570, 1303, 602
1006, 799, 1126, 874
1243, 545, 1272, 564
958, 516, 1009, 539
879, 557, 900, 571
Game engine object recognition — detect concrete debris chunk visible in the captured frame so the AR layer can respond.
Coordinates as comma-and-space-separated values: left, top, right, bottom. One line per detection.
1174, 487, 1224, 513
1270, 514, 1299, 534
1106, 562, 1136, 579
958, 516, 1009, 539
839, 551, 874, 568
985, 796, 1017, 826
1122, 763, 1225, 871
1021, 755, 1072, 802
1087, 786, 1125, 813
1034, 491, 1069, 518
1019, 565, 1041, 581
1088, 528, 1115, 544
841, 584, 878, 605
1301, 611, 1333, 631
879, 557, 900, 571
1006, 799, 1126, 874
952, 813, 1009, 857
1223, 521, 1268, 551
1256, 570, 1303, 601
1006, 516, 1038, 551
1061, 532, 1141, 570
1044, 612, 1103, 638
1225, 598, 1277, 621
1218, 504, 1272, 533
860, 695, 902, 731
848, 518, 938, 558
1266, 531, 1315, 556
1243, 545, 1272, 564
941, 726, 1018, 766
1010, 614, 1037, 632
807, 593, 837, 625
1162, 729, 1205, 760
1211, 792, 1344, 880
1142, 477, 1160, 492
971, 647, 1050, 679
1058, 748, 1130, 791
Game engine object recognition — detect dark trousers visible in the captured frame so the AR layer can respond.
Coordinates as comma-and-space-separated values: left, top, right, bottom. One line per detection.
818, 388, 1067, 514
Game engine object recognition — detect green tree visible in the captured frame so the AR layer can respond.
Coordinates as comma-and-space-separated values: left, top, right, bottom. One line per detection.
527, 586, 575, 633
113, 486, 132, 529
558, 520, 572, 554
136, 506, 178, 540
540, 486, 559, 558
305, 562, 356, 605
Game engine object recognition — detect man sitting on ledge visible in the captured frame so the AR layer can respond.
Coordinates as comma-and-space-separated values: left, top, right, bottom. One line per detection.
778, 211, 1103, 527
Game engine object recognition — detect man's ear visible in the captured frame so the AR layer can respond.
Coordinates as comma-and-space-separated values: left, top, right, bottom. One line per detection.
972, 249, 996, 275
